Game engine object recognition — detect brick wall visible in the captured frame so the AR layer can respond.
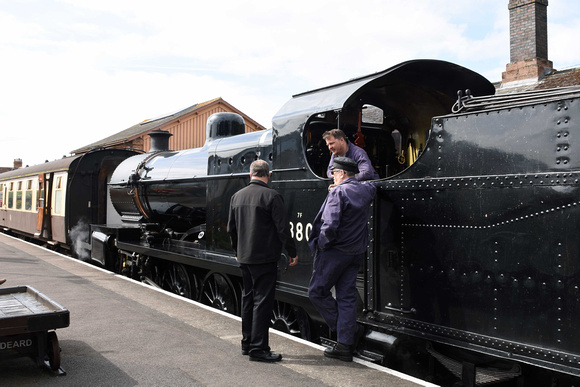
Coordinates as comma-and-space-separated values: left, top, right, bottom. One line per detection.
509, 0, 548, 61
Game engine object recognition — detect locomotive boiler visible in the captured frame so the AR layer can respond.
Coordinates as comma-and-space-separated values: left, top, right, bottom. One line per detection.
90, 112, 275, 314
107, 113, 260, 233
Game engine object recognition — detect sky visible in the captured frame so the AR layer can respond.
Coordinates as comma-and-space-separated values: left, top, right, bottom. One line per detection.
1, 0, 579, 168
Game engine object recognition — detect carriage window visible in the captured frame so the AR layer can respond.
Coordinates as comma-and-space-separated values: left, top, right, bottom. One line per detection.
38, 181, 44, 209
16, 190, 22, 210
54, 190, 62, 214
25, 190, 33, 211
0, 184, 3, 207
54, 175, 64, 215
7, 182, 13, 208
24, 179, 33, 211
15, 181, 23, 210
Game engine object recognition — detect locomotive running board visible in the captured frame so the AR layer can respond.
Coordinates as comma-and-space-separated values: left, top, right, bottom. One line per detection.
427, 343, 521, 386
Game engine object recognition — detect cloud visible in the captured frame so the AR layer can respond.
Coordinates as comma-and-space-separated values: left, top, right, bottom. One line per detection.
0, 0, 577, 168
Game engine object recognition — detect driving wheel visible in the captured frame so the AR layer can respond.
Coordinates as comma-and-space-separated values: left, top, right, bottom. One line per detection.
161, 263, 194, 299
201, 272, 239, 315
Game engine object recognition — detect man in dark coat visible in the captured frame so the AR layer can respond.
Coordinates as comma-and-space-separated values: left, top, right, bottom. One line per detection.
227, 160, 297, 363
308, 156, 376, 362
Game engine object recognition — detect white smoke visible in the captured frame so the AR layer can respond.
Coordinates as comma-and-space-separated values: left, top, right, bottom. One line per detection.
69, 219, 91, 261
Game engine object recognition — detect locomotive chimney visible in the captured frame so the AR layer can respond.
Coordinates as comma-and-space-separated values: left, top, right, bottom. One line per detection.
501, 0, 553, 86
148, 130, 172, 152
205, 112, 246, 143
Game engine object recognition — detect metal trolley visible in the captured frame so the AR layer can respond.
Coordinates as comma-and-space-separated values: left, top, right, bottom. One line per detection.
0, 286, 70, 375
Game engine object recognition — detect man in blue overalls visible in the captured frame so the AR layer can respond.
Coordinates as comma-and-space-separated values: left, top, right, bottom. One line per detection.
308, 156, 377, 361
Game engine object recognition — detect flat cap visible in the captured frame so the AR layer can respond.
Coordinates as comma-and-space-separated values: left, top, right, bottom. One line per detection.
330, 156, 359, 174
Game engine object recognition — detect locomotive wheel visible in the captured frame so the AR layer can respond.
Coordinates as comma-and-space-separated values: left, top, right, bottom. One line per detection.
46, 331, 61, 371
161, 263, 193, 299
200, 273, 239, 315
271, 301, 312, 341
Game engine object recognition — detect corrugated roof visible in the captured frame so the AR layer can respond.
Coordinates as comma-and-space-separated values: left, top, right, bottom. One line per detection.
71, 97, 265, 154
0, 154, 81, 180
71, 98, 219, 154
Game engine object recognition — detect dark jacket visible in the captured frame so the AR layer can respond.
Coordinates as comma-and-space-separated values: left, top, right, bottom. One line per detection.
227, 180, 296, 264
308, 177, 376, 255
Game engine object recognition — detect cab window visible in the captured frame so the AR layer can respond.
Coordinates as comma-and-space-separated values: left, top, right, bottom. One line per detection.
303, 104, 402, 179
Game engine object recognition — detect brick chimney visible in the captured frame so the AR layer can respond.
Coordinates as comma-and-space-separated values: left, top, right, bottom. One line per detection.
13, 158, 22, 169
502, 0, 553, 85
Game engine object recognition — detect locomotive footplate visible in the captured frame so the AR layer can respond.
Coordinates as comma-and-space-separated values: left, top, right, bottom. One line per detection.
0, 286, 70, 375
116, 239, 240, 275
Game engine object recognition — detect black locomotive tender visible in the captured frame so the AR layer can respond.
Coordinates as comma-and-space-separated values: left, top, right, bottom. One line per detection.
2, 59, 580, 385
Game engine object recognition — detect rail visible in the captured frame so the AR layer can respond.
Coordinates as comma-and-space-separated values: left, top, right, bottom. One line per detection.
452, 86, 580, 113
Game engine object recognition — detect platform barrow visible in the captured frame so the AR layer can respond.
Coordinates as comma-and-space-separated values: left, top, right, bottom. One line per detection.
0, 286, 70, 375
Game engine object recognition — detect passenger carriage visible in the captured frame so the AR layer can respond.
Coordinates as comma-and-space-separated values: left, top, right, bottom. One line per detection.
0, 149, 137, 255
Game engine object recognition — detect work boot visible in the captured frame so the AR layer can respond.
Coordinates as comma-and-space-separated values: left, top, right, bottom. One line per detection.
324, 342, 353, 362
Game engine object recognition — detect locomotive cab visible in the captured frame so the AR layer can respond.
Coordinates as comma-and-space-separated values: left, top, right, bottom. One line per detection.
277, 60, 496, 182
304, 104, 410, 178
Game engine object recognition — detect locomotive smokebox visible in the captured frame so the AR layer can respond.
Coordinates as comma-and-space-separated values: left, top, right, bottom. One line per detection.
149, 129, 173, 152
206, 112, 245, 142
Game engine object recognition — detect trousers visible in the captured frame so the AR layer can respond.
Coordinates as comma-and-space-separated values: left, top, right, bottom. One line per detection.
240, 262, 277, 352
308, 249, 362, 345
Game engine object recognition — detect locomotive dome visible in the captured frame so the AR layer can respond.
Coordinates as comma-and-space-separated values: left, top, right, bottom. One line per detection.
206, 112, 246, 142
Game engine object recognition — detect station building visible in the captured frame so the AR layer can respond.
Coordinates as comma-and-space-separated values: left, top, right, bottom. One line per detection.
71, 97, 265, 155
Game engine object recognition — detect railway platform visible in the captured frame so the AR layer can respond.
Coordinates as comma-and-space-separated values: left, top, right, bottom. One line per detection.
0, 233, 435, 387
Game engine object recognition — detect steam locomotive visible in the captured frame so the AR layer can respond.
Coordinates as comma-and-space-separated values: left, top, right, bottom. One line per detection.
2, 59, 580, 386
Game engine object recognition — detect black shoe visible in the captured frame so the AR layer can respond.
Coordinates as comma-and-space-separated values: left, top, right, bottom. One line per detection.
241, 338, 249, 355
324, 342, 353, 362
249, 350, 282, 362
0, 279, 6, 285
